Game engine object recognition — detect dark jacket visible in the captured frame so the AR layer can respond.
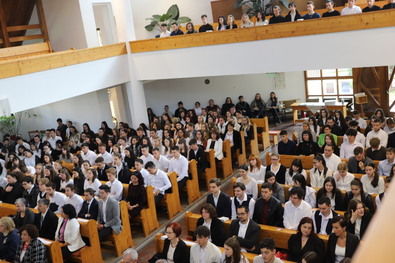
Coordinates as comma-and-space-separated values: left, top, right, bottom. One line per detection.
23, 185, 40, 208
347, 156, 373, 174
97, 164, 111, 181
161, 238, 189, 263
0, 229, 20, 261
77, 198, 99, 220
253, 196, 283, 227
0, 182, 24, 204
285, 11, 302, 21
195, 217, 226, 246
236, 102, 251, 117
222, 130, 242, 153
278, 140, 297, 155
116, 162, 132, 184
297, 141, 321, 156
345, 212, 371, 239
316, 188, 343, 211
343, 191, 374, 214
14, 208, 36, 229
188, 145, 208, 171
269, 15, 285, 24
266, 164, 287, 184
326, 233, 360, 263
14, 238, 48, 263
229, 219, 260, 252
388, 132, 395, 148
207, 192, 231, 218
312, 209, 339, 235
288, 233, 325, 262
34, 209, 58, 240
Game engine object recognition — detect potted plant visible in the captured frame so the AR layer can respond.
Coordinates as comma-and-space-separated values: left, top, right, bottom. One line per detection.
145, 4, 191, 33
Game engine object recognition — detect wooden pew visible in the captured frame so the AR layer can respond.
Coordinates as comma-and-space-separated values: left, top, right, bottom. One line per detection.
237, 131, 248, 165
186, 160, 200, 204
203, 149, 217, 189
250, 123, 260, 156
265, 152, 314, 169
163, 172, 182, 219
337, 136, 343, 146
37, 238, 63, 263
221, 140, 233, 178
61, 161, 75, 173
250, 117, 271, 150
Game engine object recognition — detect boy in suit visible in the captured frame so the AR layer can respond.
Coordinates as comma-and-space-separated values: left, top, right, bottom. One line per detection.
97, 184, 122, 241
78, 188, 99, 219
206, 178, 231, 219
34, 198, 58, 240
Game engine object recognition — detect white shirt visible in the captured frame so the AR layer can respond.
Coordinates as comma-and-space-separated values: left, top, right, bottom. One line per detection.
153, 155, 170, 172
84, 178, 102, 195
49, 191, 67, 213
99, 151, 113, 164
238, 219, 250, 239
102, 198, 108, 223
340, 141, 364, 158
231, 193, 255, 220
236, 177, 258, 199
354, 118, 367, 129
285, 169, 307, 186
384, 126, 395, 134
378, 159, 395, 176
141, 154, 155, 165
81, 150, 97, 165
168, 155, 189, 182
341, 5, 362, 15
283, 200, 312, 230
366, 129, 388, 148
323, 154, 342, 174
247, 165, 266, 184
212, 191, 221, 207
24, 155, 36, 167
304, 186, 317, 208
46, 136, 62, 149
142, 169, 171, 195
333, 171, 355, 191
106, 179, 123, 201
160, 30, 171, 38
335, 244, 346, 263
310, 167, 334, 188
361, 174, 385, 194
343, 131, 366, 146
64, 193, 84, 214
60, 179, 74, 191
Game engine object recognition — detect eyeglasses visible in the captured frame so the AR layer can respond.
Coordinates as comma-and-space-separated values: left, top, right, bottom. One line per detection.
165, 231, 174, 235
270, 159, 278, 161
236, 212, 246, 216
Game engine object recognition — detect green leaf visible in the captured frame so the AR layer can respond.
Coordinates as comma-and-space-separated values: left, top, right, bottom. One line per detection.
234, 0, 251, 8
160, 14, 171, 22
177, 16, 191, 24
145, 24, 155, 31
166, 4, 179, 19
152, 15, 162, 21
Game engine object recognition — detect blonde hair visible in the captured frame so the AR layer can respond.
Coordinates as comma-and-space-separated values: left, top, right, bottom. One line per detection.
0, 217, 15, 232
337, 161, 347, 171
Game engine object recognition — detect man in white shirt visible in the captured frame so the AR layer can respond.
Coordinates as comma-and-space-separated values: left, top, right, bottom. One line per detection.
64, 184, 84, 213
190, 226, 221, 263
384, 118, 395, 134
159, 23, 171, 38
46, 182, 66, 213
341, 0, 362, 15
231, 182, 255, 220
98, 144, 113, 165
134, 159, 150, 180
340, 129, 364, 158
343, 120, 366, 146
152, 147, 169, 172
311, 197, 339, 235
81, 143, 97, 165
140, 145, 155, 165
253, 238, 284, 263
283, 187, 312, 230
378, 148, 395, 176
323, 144, 341, 172
352, 110, 367, 129
14, 136, 30, 153
168, 146, 189, 191
366, 119, 388, 148
106, 168, 124, 201
144, 161, 172, 207
46, 129, 63, 149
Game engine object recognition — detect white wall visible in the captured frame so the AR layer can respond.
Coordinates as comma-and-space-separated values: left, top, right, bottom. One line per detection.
18, 90, 113, 139
130, 0, 213, 40
144, 72, 306, 115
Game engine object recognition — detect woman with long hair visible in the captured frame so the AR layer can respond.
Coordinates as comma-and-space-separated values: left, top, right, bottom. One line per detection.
126, 171, 147, 218
343, 179, 374, 214
309, 154, 333, 188
267, 91, 281, 124
345, 199, 371, 239
360, 162, 385, 194
297, 130, 320, 156
316, 176, 343, 210
226, 14, 238, 29
293, 174, 316, 207
236, 164, 258, 199
265, 171, 285, 203
247, 155, 266, 183
217, 16, 228, 30
317, 108, 330, 128
321, 134, 339, 156
285, 158, 307, 185
255, 11, 268, 26
220, 237, 247, 263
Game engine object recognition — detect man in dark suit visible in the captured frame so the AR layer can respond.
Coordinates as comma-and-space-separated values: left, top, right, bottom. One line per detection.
312, 196, 339, 235
348, 147, 373, 174
0, 172, 24, 204
78, 188, 99, 220
34, 198, 58, 240
388, 132, 395, 148
206, 178, 231, 219
22, 176, 39, 208
96, 157, 110, 181
327, 117, 343, 136
188, 139, 208, 178
229, 205, 260, 253
252, 182, 283, 227
97, 184, 122, 241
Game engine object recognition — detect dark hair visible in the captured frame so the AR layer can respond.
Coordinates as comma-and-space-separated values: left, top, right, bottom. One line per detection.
346, 199, 368, 222
332, 215, 347, 228
144, 161, 156, 169
62, 204, 77, 219
301, 130, 313, 142
166, 222, 182, 237
350, 178, 364, 195
19, 224, 39, 239
313, 154, 329, 178
264, 171, 278, 192
365, 162, 379, 188
297, 217, 316, 238
289, 159, 303, 177
345, 128, 357, 137
349, 120, 359, 127
84, 188, 95, 196
318, 196, 331, 207
189, 138, 197, 146
290, 186, 304, 199
195, 225, 210, 238
223, 237, 241, 263
302, 251, 320, 263
135, 159, 144, 165
353, 146, 364, 156
293, 174, 307, 195
131, 171, 144, 186
233, 182, 246, 191
261, 182, 272, 191
99, 184, 111, 193
259, 237, 276, 250
322, 176, 337, 197
308, 116, 318, 131
209, 178, 221, 186
200, 203, 217, 219
237, 205, 249, 213
239, 164, 249, 171
22, 176, 33, 184
45, 182, 56, 189
288, 1, 297, 7
279, 130, 288, 136
95, 156, 104, 163
65, 183, 76, 192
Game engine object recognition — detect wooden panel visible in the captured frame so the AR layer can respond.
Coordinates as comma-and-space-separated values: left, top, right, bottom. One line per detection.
130, 9, 395, 53
7, 24, 41, 32
9, 33, 44, 42
0, 42, 49, 58
0, 43, 127, 79
210, 0, 243, 23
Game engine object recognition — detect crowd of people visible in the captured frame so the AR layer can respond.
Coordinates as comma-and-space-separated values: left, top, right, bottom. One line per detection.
0, 93, 394, 262
156, 0, 395, 38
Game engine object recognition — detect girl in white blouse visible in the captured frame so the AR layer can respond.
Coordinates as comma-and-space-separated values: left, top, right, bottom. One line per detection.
285, 158, 307, 185
247, 155, 266, 183
292, 174, 316, 207
310, 154, 333, 188
361, 163, 385, 194
333, 162, 355, 191
59, 168, 74, 193
83, 169, 101, 195
255, 11, 269, 26
236, 164, 258, 199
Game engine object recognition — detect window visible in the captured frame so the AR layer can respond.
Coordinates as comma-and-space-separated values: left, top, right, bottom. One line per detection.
305, 69, 353, 103
389, 66, 395, 112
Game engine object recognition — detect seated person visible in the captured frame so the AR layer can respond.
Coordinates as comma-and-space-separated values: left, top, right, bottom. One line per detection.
297, 130, 321, 156
207, 178, 231, 219
283, 187, 312, 230
170, 22, 183, 36
0, 217, 20, 262
188, 139, 208, 178
347, 147, 373, 174
384, 118, 395, 134
318, 125, 338, 147
352, 110, 367, 129
231, 182, 255, 220
303, 1, 321, 19
376, 176, 392, 208
389, 131, 395, 148
363, 0, 381, 12
366, 138, 387, 161
78, 188, 99, 220
222, 123, 242, 156
152, 147, 169, 172
113, 153, 131, 184
366, 118, 388, 148
247, 155, 266, 183
229, 205, 260, 253
343, 120, 366, 145
312, 197, 339, 235
323, 0, 341, 17
105, 168, 123, 201
316, 177, 343, 210
15, 224, 47, 263
285, 158, 307, 185
199, 14, 214, 32
345, 199, 371, 240
326, 117, 343, 136
326, 216, 360, 263
220, 237, 248, 263
253, 183, 284, 227
269, 5, 285, 24
80, 143, 97, 165
143, 161, 171, 208
21, 176, 39, 208
55, 204, 86, 260
159, 23, 170, 38
97, 185, 122, 241
126, 171, 147, 219
195, 204, 226, 246
84, 168, 102, 195
64, 184, 84, 214
383, 0, 395, 9
343, 179, 374, 214
190, 226, 221, 263
96, 156, 111, 181
293, 174, 316, 208
253, 238, 284, 263
236, 164, 258, 199
14, 198, 35, 229
361, 162, 385, 194
310, 154, 333, 188
0, 172, 24, 204
168, 146, 189, 192
266, 153, 287, 184
277, 130, 297, 155
340, 129, 364, 158
378, 147, 395, 176
46, 182, 66, 213
341, 0, 362, 15
287, 217, 325, 262
34, 198, 58, 240
285, 2, 302, 21
265, 171, 285, 203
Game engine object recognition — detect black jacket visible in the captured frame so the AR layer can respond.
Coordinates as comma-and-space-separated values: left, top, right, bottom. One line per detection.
97, 164, 111, 181
116, 162, 132, 184
0, 182, 24, 204
288, 233, 325, 262
316, 188, 343, 211
253, 196, 283, 227
77, 198, 99, 220
0, 229, 20, 261
266, 164, 287, 184
343, 191, 374, 214
326, 233, 360, 263
347, 156, 373, 174
161, 238, 189, 263
298, 141, 321, 156
222, 130, 242, 153
236, 102, 251, 117
188, 146, 208, 171
14, 208, 35, 229
285, 11, 302, 21
34, 209, 58, 240
388, 132, 395, 148
207, 192, 231, 218
345, 212, 371, 239
195, 217, 226, 246
23, 185, 40, 208
312, 209, 339, 235
229, 219, 260, 252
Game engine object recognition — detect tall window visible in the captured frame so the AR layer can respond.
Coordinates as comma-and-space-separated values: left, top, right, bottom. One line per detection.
389, 66, 395, 112
305, 68, 353, 103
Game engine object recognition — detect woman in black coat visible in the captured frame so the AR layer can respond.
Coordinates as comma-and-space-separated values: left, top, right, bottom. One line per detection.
343, 179, 375, 214
0, 217, 20, 262
316, 177, 343, 211
266, 153, 287, 184
287, 217, 325, 262
194, 204, 226, 247
297, 130, 321, 156
125, 171, 147, 218
326, 215, 359, 263
13, 198, 35, 229
345, 199, 371, 240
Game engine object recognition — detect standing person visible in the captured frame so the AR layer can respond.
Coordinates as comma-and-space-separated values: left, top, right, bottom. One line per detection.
267, 92, 282, 124
97, 185, 122, 241
199, 14, 214, 32
206, 178, 232, 219
323, 0, 341, 17
341, 0, 362, 15
190, 226, 221, 263
14, 224, 47, 263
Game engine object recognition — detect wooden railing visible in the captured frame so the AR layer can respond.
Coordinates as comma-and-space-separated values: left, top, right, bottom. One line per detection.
0, 43, 127, 79
129, 8, 395, 53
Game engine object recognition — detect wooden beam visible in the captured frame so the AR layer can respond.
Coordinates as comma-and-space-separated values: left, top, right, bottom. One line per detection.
371, 67, 380, 82
0, 0, 11, 47
7, 24, 41, 32
9, 34, 44, 42
359, 80, 381, 106
36, 0, 50, 50
388, 67, 395, 90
